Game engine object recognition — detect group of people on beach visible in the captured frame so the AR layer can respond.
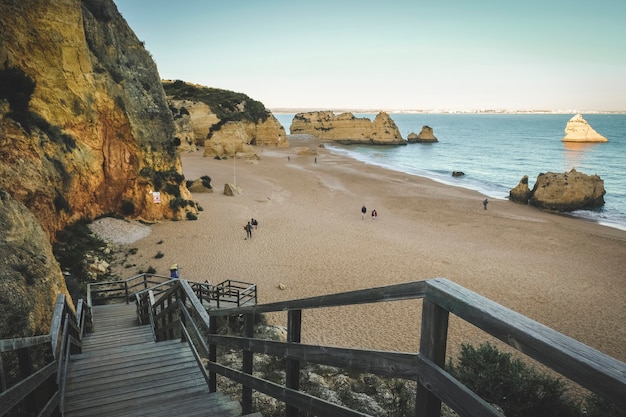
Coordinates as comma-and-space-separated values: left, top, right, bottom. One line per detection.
361, 205, 377, 220
244, 218, 258, 239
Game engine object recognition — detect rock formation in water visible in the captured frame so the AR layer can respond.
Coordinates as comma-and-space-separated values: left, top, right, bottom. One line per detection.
511, 169, 605, 211
407, 126, 438, 143
289, 111, 406, 145
562, 114, 608, 143
509, 175, 532, 204
0, 0, 198, 334
164, 80, 288, 158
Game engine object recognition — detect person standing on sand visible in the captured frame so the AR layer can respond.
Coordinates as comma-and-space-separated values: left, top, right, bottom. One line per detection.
483, 199, 489, 210
371, 209, 377, 220
244, 222, 253, 239
361, 205, 367, 219
169, 264, 179, 279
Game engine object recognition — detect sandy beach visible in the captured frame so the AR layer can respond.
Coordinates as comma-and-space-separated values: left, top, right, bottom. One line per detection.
111, 136, 626, 364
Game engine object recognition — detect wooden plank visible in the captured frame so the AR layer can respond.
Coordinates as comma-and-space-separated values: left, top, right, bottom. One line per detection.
424, 278, 626, 410
286, 310, 302, 417
415, 355, 504, 417
208, 280, 427, 317
206, 361, 370, 417
0, 335, 51, 353
207, 334, 420, 379
66, 360, 200, 393
416, 298, 449, 417
0, 361, 56, 415
65, 390, 236, 417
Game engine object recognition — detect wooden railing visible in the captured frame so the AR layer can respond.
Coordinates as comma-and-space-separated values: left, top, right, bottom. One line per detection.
0, 295, 91, 417
190, 279, 257, 309
137, 278, 626, 417
87, 272, 171, 305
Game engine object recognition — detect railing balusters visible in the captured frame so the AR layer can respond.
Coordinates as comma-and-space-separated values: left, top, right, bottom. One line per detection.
242, 313, 254, 414
416, 298, 450, 417
209, 315, 218, 393
286, 309, 303, 417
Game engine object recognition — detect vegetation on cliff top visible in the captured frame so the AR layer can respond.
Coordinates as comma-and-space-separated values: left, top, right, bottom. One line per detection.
163, 80, 269, 136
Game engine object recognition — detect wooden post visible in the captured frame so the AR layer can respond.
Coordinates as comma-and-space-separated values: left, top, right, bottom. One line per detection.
179, 286, 187, 343
242, 313, 254, 414
286, 309, 302, 417
209, 315, 217, 392
416, 299, 449, 417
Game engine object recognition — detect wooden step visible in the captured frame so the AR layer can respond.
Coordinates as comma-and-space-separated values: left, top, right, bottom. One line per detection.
64, 303, 247, 417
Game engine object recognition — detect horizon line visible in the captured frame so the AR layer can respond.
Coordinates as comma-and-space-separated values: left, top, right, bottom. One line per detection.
269, 108, 626, 115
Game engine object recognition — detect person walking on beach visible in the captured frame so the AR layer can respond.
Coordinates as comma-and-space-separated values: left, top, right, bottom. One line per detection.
361, 205, 367, 220
245, 222, 253, 239
371, 209, 377, 220
483, 199, 489, 210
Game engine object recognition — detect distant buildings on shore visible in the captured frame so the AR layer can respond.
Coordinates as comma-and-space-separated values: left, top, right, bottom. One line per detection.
270, 108, 626, 115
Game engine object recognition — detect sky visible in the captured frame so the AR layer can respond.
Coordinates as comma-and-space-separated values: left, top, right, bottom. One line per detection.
114, 0, 626, 112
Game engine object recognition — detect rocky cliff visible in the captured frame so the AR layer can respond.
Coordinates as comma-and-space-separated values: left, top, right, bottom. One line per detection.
0, 190, 72, 337
164, 80, 288, 158
562, 114, 608, 142
0, 0, 197, 336
0, 0, 197, 239
289, 111, 406, 145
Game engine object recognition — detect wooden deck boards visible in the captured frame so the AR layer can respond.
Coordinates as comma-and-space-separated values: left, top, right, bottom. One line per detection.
63, 304, 247, 417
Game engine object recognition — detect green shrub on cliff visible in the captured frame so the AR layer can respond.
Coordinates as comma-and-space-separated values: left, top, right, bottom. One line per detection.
446, 342, 620, 417
163, 80, 269, 129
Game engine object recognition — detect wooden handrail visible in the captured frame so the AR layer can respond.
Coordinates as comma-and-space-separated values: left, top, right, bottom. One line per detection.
144, 278, 625, 417
0, 294, 90, 417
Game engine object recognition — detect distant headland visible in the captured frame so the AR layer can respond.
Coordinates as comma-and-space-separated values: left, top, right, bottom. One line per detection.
271, 108, 626, 115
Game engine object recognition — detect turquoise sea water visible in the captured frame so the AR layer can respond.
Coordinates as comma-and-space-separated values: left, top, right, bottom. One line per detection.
274, 113, 626, 231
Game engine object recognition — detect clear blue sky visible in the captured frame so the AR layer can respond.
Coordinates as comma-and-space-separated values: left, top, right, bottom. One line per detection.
114, 0, 625, 112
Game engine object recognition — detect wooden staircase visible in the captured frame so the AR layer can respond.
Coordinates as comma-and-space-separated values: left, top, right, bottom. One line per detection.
64, 304, 259, 417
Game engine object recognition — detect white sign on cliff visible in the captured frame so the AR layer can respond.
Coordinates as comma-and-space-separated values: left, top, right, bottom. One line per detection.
152, 191, 161, 204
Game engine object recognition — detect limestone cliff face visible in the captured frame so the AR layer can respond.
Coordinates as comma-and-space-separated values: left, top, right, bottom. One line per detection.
165, 81, 288, 158
289, 111, 406, 145
0, 190, 72, 338
0, 0, 197, 240
170, 104, 198, 152
203, 122, 257, 158
170, 99, 218, 146
562, 114, 608, 142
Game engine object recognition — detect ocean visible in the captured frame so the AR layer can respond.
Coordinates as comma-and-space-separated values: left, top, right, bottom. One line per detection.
273, 113, 626, 231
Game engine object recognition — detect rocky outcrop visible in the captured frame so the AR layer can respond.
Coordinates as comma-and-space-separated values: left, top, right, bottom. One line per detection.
203, 122, 257, 158
0, 0, 198, 239
165, 81, 288, 157
516, 169, 605, 211
171, 105, 197, 152
169, 99, 218, 144
407, 126, 438, 143
289, 111, 405, 145
509, 175, 532, 204
562, 114, 608, 143
0, 189, 71, 338
203, 115, 287, 158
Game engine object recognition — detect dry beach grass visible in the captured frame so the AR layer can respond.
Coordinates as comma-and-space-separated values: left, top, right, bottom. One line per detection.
107, 136, 626, 366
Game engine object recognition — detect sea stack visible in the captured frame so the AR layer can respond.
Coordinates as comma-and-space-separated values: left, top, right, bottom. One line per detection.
562, 114, 608, 143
